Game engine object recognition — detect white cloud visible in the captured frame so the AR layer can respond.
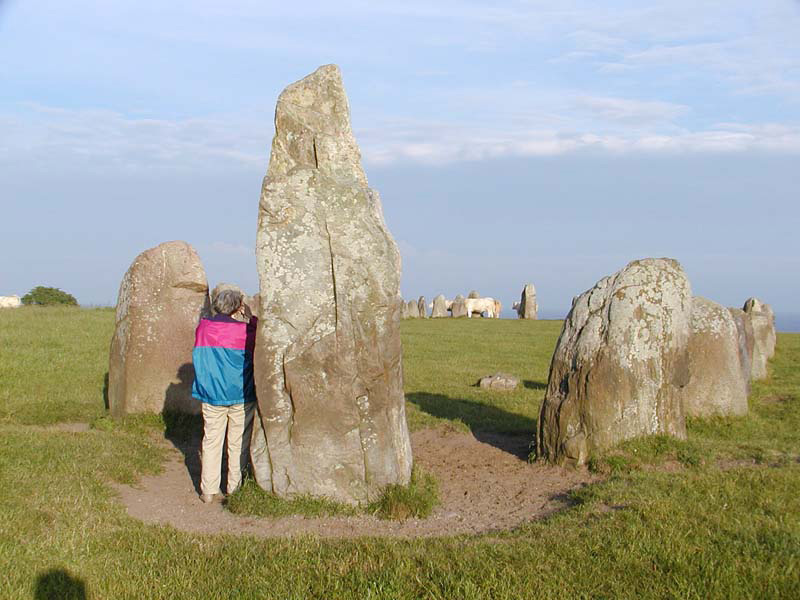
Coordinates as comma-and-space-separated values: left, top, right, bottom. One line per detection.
575, 96, 689, 124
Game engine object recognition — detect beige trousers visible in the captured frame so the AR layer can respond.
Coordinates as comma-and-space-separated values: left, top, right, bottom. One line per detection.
200, 402, 255, 496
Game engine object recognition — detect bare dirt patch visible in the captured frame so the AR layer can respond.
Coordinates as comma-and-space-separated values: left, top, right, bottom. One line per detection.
113, 426, 597, 539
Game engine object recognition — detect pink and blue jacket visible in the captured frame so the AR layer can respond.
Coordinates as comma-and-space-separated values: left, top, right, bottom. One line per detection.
191, 314, 257, 406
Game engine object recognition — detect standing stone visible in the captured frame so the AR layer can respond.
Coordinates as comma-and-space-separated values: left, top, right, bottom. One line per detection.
431, 294, 448, 318
406, 300, 420, 319
451, 294, 468, 318
743, 297, 776, 380
538, 258, 691, 466
685, 297, 748, 417
251, 65, 412, 504
728, 307, 754, 389
516, 283, 538, 319
108, 241, 209, 417
468, 290, 480, 299
417, 296, 427, 319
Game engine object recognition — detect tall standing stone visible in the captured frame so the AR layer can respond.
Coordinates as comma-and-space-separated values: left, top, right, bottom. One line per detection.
406, 300, 420, 319
743, 297, 776, 380
417, 296, 427, 319
685, 297, 748, 417
538, 258, 691, 466
431, 294, 448, 318
516, 283, 538, 319
451, 294, 468, 318
251, 65, 412, 504
728, 307, 754, 389
108, 241, 209, 417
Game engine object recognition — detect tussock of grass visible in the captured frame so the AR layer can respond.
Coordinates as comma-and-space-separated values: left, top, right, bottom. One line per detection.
226, 478, 357, 518
369, 467, 439, 520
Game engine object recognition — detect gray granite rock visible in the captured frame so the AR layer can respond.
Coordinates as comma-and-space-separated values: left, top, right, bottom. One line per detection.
468, 290, 480, 299
538, 258, 691, 466
478, 373, 519, 391
251, 65, 412, 504
685, 297, 748, 417
728, 307, 754, 388
516, 283, 538, 319
108, 241, 209, 417
417, 296, 427, 319
431, 294, 448, 318
451, 294, 468, 318
743, 297, 776, 380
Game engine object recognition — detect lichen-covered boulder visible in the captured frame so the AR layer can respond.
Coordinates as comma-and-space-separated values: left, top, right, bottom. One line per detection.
417, 296, 427, 319
431, 294, 448, 318
108, 241, 209, 417
538, 258, 691, 466
451, 294, 467, 318
728, 307, 754, 390
516, 283, 538, 319
251, 65, 412, 504
743, 297, 776, 380
685, 297, 748, 417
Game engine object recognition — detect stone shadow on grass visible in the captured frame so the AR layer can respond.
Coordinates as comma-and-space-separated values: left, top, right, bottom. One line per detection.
523, 379, 547, 390
406, 392, 536, 459
162, 410, 204, 494
35, 568, 87, 600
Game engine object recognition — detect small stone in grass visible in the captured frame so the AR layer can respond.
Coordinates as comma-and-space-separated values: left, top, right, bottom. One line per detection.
478, 373, 519, 391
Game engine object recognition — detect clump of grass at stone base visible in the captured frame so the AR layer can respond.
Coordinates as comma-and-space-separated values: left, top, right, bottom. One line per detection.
227, 466, 439, 521
368, 467, 438, 520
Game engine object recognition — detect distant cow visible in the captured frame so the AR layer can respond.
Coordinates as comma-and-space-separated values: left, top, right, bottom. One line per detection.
0, 295, 21, 308
465, 297, 500, 318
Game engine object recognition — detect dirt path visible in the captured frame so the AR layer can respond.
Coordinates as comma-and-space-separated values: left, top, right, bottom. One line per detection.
113, 427, 597, 539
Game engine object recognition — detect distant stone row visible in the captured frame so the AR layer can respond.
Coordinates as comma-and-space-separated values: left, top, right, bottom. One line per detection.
537, 258, 776, 466
402, 284, 538, 319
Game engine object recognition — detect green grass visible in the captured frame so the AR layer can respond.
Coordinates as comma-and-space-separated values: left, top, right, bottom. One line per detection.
1, 307, 799, 599
228, 467, 438, 521
401, 317, 562, 434
367, 467, 439, 520
227, 477, 358, 518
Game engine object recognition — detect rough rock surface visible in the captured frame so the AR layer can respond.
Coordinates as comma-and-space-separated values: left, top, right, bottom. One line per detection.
108, 241, 209, 417
517, 283, 538, 319
538, 258, 692, 466
728, 307, 754, 390
468, 290, 480, 299
478, 373, 519, 391
451, 294, 468, 318
406, 300, 420, 319
252, 65, 412, 504
417, 296, 427, 319
685, 297, 748, 417
431, 294, 448, 318
743, 297, 776, 380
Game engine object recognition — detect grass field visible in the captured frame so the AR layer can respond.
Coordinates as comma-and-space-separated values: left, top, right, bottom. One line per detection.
1, 307, 799, 599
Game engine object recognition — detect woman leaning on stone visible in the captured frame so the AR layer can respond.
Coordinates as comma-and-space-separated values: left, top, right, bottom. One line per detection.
191, 289, 257, 503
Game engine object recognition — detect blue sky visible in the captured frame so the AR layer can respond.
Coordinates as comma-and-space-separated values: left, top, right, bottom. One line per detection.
1, 1, 799, 328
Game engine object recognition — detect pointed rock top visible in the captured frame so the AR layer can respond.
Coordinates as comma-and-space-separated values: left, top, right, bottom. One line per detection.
267, 64, 366, 185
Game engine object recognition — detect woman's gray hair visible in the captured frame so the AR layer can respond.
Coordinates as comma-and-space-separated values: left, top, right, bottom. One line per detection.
213, 289, 243, 316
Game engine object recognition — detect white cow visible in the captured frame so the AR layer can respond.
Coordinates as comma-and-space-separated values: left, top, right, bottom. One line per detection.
465, 297, 500, 318
0, 295, 22, 308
